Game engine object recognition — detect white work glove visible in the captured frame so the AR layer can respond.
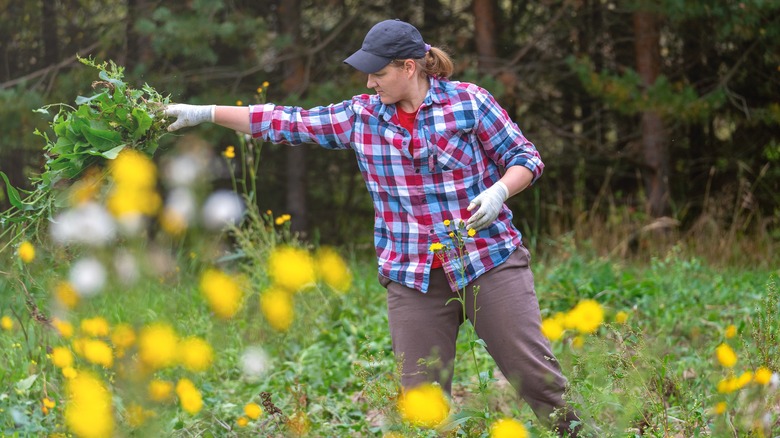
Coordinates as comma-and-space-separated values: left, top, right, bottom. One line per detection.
466, 181, 509, 231
164, 104, 216, 131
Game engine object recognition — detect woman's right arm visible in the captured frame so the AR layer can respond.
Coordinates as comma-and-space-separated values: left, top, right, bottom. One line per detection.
164, 104, 251, 134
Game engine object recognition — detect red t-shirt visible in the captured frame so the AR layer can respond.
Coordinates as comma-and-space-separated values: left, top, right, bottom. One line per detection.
395, 105, 444, 269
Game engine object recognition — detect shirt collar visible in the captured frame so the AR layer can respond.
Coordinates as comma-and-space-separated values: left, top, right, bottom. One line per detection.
378, 76, 450, 121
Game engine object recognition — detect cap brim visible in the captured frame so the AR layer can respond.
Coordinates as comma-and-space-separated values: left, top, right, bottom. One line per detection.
344, 49, 392, 74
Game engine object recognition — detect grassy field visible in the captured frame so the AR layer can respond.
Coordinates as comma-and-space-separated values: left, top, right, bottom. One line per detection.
1, 146, 778, 437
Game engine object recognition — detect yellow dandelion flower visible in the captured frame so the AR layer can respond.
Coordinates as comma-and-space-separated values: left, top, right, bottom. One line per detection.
54, 282, 80, 309
80, 317, 110, 338
175, 378, 203, 415
199, 268, 244, 319
315, 247, 353, 293
540, 318, 564, 341
64, 372, 114, 438
490, 417, 528, 438
467, 228, 476, 237
42, 397, 56, 415
138, 323, 179, 370
443, 219, 451, 227
236, 100, 243, 106
82, 339, 113, 368
51, 346, 74, 369
223, 145, 236, 159
571, 335, 585, 349
148, 379, 174, 403
111, 323, 136, 351
714, 401, 727, 415
429, 242, 444, 252
110, 149, 157, 189
614, 310, 629, 324
262, 81, 270, 87
159, 209, 188, 236
724, 324, 737, 339
260, 287, 294, 332
397, 383, 450, 428
237, 416, 249, 427
126, 403, 153, 428
256, 87, 264, 94
62, 366, 78, 379
1, 316, 13, 331
268, 246, 316, 292
244, 402, 263, 419
715, 343, 737, 368
754, 366, 773, 385
177, 336, 214, 373
18, 241, 35, 263
564, 299, 604, 334
52, 318, 74, 339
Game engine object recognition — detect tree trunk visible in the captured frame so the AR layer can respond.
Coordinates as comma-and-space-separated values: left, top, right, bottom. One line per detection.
634, 9, 670, 217
472, 0, 499, 73
278, 0, 309, 235
41, 0, 59, 67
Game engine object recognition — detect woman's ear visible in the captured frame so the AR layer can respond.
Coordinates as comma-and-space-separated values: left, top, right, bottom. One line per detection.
404, 59, 416, 77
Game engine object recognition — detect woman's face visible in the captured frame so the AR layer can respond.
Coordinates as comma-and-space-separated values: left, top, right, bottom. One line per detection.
366, 63, 412, 105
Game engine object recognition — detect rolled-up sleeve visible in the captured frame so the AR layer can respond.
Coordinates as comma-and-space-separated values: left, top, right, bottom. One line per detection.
249, 101, 354, 150
474, 91, 544, 183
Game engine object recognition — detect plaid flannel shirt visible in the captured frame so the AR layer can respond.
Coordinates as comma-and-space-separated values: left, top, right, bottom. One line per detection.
249, 76, 544, 293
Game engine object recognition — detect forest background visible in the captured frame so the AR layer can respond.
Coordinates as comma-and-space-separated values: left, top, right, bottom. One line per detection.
1, 0, 779, 263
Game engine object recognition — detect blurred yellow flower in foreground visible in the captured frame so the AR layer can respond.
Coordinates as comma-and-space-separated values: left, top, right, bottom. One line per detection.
397, 383, 450, 428
138, 323, 179, 370
754, 366, 773, 385
80, 317, 110, 337
54, 282, 80, 310
178, 337, 214, 373
1, 316, 12, 331
237, 416, 249, 427
111, 323, 136, 356
714, 401, 727, 415
64, 372, 114, 438
110, 149, 156, 189
52, 318, 74, 339
541, 317, 564, 342
724, 324, 737, 339
18, 241, 35, 263
490, 417, 528, 438
223, 145, 236, 159
715, 343, 737, 368
148, 379, 174, 402
200, 268, 244, 319
244, 402, 263, 419
51, 346, 74, 369
269, 246, 316, 292
81, 339, 114, 368
260, 287, 294, 332
564, 299, 604, 334
315, 247, 353, 293
717, 371, 753, 393
176, 378, 203, 415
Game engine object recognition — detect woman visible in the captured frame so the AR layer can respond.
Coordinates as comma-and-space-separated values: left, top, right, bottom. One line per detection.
165, 19, 580, 436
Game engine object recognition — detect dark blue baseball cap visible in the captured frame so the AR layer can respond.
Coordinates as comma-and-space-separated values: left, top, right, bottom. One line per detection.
344, 19, 427, 74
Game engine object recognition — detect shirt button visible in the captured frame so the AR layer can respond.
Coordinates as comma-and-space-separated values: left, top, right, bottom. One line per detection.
415, 168, 420, 173
429, 229, 434, 234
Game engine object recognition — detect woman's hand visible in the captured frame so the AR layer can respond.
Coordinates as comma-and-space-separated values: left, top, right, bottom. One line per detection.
163, 104, 215, 131
466, 181, 508, 231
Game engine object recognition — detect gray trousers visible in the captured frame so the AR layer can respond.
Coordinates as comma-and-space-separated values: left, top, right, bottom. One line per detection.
382, 245, 578, 432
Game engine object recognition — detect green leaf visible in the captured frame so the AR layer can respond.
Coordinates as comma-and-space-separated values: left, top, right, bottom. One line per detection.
15, 374, 38, 392
0, 171, 24, 210
80, 122, 122, 150
86, 144, 126, 159
131, 107, 153, 140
